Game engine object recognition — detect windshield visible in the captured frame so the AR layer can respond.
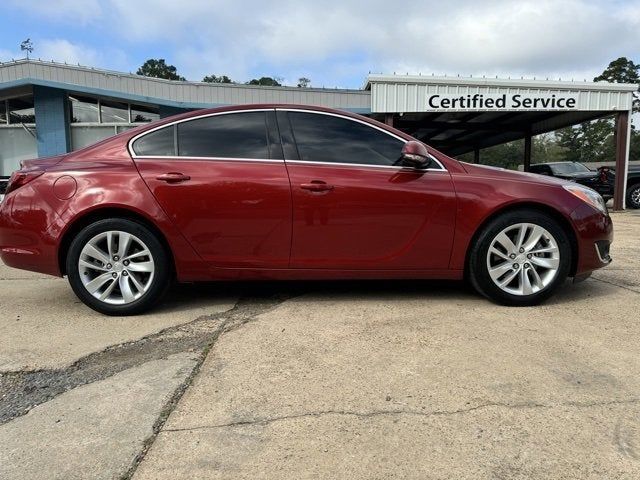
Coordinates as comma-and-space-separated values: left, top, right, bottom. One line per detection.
550, 162, 591, 175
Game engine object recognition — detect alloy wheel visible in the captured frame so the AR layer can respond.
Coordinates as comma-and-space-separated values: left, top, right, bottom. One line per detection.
486, 223, 560, 296
78, 230, 155, 305
631, 187, 640, 207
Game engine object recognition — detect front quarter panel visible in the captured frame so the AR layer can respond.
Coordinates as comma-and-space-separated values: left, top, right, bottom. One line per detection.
448, 170, 584, 271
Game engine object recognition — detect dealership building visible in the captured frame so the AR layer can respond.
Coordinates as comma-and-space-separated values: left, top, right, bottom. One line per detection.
0, 59, 636, 208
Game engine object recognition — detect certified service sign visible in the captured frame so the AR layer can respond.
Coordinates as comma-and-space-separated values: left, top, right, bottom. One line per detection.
426, 93, 579, 111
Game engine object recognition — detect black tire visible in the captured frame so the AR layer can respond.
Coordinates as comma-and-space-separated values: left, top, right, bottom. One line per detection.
468, 209, 572, 306
66, 218, 171, 315
626, 183, 640, 209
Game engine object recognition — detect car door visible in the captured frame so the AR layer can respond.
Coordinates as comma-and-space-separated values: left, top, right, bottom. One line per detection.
130, 109, 292, 268
278, 109, 457, 270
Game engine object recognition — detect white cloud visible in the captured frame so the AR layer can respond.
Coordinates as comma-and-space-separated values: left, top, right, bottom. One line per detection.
3, 0, 639, 85
5, 0, 103, 25
36, 39, 100, 65
97, 0, 639, 83
0, 49, 21, 62
0, 39, 131, 75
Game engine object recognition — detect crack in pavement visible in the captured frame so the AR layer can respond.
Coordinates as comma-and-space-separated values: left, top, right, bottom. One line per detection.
0, 288, 297, 426
160, 398, 640, 432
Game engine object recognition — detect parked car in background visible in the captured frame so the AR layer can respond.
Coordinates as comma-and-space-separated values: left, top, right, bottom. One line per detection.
614, 164, 640, 209
529, 162, 615, 201
0, 105, 613, 315
530, 161, 640, 209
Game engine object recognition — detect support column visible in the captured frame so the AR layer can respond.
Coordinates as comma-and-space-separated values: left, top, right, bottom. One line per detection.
473, 147, 480, 164
384, 113, 394, 127
613, 110, 631, 211
523, 130, 532, 172
33, 86, 71, 157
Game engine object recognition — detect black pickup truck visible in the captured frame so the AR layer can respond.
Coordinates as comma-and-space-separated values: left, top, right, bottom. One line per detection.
529, 162, 614, 199
618, 164, 640, 209
529, 161, 640, 209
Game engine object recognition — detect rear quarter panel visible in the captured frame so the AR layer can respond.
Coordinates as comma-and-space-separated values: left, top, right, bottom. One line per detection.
39, 144, 210, 281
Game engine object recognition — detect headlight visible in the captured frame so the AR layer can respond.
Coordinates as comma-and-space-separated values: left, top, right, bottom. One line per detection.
563, 184, 607, 214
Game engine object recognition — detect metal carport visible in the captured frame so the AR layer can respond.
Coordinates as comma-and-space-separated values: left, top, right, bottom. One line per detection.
366, 75, 637, 210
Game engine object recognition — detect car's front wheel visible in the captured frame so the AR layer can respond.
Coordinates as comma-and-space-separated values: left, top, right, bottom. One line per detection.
468, 209, 572, 306
626, 183, 640, 209
66, 218, 170, 315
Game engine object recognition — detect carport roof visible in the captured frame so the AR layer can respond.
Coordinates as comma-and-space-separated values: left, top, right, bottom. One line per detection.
366, 74, 638, 156
387, 110, 620, 156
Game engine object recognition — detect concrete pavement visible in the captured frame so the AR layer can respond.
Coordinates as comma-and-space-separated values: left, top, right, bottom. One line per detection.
135, 212, 640, 479
0, 211, 639, 479
0, 263, 238, 371
0, 353, 199, 480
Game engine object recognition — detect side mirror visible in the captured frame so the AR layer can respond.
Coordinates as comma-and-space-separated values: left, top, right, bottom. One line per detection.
400, 141, 431, 169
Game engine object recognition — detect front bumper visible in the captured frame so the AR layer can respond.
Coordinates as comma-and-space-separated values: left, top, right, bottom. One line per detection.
570, 203, 613, 276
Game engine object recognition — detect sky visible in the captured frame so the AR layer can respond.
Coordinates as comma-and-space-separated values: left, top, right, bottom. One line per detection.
0, 0, 638, 89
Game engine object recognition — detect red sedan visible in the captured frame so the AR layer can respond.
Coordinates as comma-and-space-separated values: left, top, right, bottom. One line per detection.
0, 105, 612, 315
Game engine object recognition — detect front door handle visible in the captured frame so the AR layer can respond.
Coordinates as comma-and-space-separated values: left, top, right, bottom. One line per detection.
156, 172, 191, 183
300, 180, 334, 192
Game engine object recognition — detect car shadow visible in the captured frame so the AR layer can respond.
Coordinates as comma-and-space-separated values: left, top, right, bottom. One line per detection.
158, 276, 616, 313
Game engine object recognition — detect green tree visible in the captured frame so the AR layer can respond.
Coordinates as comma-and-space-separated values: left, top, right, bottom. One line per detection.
297, 77, 311, 88
136, 59, 185, 81
555, 57, 639, 164
247, 77, 281, 86
555, 127, 583, 163
556, 120, 614, 163
532, 133, 567, 164
594, 57, 639, 113
459, 141, 524, 170
202, 74, 234, 83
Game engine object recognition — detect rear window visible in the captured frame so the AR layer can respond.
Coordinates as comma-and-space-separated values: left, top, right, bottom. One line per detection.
177, 112, 268, 159
131, 111, 271, 159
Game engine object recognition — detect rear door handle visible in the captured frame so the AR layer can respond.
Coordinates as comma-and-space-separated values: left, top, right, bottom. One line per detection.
300, 180, 334, 192
156, 172, 191, 183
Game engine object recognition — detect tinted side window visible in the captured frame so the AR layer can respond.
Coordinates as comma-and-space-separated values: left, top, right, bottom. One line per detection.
178, 112, 269, 159
288, 112, 404, 166
132, 126, 175, 156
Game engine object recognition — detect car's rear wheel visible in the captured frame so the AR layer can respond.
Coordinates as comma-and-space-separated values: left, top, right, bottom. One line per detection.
626, 183, 640, 209
468, 209, 572, 306
66, 218, 170, 315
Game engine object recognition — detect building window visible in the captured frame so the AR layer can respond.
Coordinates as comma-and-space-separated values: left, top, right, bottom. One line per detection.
101, 99, 129, 123
69, 95, 99, 123
131, 104, 160, 123
67, 93, 159, 125
0, 101, 7, 124
8, 96, 35, 124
